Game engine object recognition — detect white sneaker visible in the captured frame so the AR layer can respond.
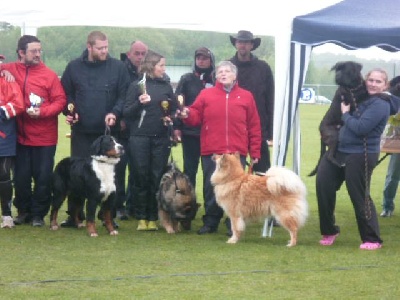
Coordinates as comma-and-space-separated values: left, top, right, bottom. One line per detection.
1, 216, 15, 228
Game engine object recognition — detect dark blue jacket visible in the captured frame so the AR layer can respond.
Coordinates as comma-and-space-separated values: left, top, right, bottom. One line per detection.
339, 95, 390, 153
61, 49, 130, 134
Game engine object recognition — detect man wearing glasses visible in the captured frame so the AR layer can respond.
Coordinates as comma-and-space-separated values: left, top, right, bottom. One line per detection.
0, 35, 66, 227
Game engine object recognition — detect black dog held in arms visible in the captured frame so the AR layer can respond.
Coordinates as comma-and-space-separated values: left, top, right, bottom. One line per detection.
157, 161, 200, 233
308, 61, 369, 176
50, 135, 124, 237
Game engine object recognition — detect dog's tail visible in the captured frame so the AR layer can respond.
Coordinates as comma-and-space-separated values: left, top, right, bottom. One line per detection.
265, 166, 308, 226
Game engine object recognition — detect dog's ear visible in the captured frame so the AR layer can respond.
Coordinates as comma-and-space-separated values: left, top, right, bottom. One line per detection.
330, 62, 343, 72
90, 135, 104, 156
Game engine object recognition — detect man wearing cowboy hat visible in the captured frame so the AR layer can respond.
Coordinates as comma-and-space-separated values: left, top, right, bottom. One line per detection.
229, 30, 274, 173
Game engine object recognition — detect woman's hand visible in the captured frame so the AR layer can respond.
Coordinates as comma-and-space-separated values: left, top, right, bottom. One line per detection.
139, 94, 151, 104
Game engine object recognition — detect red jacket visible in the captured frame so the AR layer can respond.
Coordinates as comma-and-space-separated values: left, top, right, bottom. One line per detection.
1, 62, 66, 146
183, 81, 261, 158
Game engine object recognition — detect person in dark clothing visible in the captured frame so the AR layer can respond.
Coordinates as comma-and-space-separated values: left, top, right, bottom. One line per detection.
60, 30, 130, 228
174, 47, 215, 231
0, 57, 25, 228
229, 30, 274, 173
116, 40, 149, 220
174, 47, 215, 189
123, 49, 177, 231
316, 68, 398, 250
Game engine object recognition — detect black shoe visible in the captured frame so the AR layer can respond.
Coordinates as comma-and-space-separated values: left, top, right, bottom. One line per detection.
14, 213, 31, 225
197, 225, 217, 235
32, 216, 45, 227
60, 217, 77, 228
116, 210, 129, 221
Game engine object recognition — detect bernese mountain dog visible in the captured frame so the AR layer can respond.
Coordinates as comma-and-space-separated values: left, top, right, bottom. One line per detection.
49, 135, 124, 237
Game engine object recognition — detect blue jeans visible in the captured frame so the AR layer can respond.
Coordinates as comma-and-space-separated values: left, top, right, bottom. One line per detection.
382, 153, 400, 211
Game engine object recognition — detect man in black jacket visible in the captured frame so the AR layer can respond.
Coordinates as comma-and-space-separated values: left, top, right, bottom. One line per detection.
229, 30, 275, 173
116, 40, 148, 220
60, 30, 130, 227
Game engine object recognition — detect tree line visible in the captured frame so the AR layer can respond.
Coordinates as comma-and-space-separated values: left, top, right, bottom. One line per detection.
0, 24, 397, 101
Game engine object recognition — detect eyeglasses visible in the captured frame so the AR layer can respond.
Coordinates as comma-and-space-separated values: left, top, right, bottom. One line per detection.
27, 49, 43, 54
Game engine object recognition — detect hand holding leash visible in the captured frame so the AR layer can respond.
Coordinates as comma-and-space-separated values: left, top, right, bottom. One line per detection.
105, 113, 117, 126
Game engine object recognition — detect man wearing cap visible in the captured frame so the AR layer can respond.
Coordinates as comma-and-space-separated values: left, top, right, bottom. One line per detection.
174, 47, 215, 232
1, 35, 67, 227
229, 30, 274, 173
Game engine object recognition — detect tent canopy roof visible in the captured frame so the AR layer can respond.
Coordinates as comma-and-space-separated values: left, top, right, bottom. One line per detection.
292, 0, 400, 51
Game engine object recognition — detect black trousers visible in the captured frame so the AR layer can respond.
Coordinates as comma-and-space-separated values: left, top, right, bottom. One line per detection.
201, 154, 246, 229
13, 144, 56, 219
129, 135, 171, 221
252, 140, 271, 173
181, 135, 201, 188
316, 151, 382, 244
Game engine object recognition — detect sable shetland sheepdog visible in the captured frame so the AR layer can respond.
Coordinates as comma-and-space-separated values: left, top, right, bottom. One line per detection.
49, 135, 124, 237
211, 153, 308, 247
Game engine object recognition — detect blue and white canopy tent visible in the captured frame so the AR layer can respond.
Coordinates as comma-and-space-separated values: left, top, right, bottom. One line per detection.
274, 0, 400, 174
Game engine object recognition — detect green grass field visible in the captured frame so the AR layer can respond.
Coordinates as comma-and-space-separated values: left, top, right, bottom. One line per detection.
0, 105, 399, 299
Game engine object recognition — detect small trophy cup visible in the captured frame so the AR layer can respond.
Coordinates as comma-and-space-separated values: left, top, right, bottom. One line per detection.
67, 103, 76, 120
177, 94, 187, 117
27, 92, 43, 113
160, 99, 172, 126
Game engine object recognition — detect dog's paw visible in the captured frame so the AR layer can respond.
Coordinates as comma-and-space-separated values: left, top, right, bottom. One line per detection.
77, 222, 85, 228
109, 230, 118, 236
49, 224, 59, 231
286, 241, 296, 247
227, 236, 238, 244
89, 232, 99, 237
166, 228, 176, 234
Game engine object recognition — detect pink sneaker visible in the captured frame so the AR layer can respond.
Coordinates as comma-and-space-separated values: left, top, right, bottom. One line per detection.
319, 233, 339, 246
360, 242, 382, 250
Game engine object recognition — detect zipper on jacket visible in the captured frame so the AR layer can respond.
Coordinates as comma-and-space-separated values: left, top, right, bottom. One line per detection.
20, 67, 30, 143
225, 92, 229, 149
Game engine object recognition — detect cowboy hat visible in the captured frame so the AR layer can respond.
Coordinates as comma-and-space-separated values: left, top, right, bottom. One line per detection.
230, 30, 261, 50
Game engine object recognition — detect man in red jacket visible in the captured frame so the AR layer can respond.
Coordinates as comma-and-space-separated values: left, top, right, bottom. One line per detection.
1, 35, 66, 227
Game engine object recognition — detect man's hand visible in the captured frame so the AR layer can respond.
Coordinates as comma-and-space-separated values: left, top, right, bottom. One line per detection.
105, 113, 117, 126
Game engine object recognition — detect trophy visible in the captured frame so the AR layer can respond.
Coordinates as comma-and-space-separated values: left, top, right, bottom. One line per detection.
138, 72, 147, 94
27, 92, 43, 113
176, 94, 187, 117
160, 99, 172, 126
67, 103, 76, 120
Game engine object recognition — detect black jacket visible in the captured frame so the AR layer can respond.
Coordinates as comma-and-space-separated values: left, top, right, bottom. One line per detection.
123, 76, 175, 137
230, 53, 274, 140
175, 48, 215, 136
61, 49, 130, 134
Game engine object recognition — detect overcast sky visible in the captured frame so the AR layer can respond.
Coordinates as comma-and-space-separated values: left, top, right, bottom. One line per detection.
1, 0, 398, 60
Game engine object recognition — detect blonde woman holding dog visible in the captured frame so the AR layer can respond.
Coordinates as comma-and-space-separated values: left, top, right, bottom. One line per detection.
316, 68, 400, 250
177, 60, 261, 236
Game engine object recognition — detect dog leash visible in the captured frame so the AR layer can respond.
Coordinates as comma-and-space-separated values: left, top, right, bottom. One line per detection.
104, 125, 111, 136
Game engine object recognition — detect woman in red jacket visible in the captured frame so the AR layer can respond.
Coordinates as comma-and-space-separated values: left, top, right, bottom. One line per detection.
0, 56, 25, 228
178, 60, 261, 235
